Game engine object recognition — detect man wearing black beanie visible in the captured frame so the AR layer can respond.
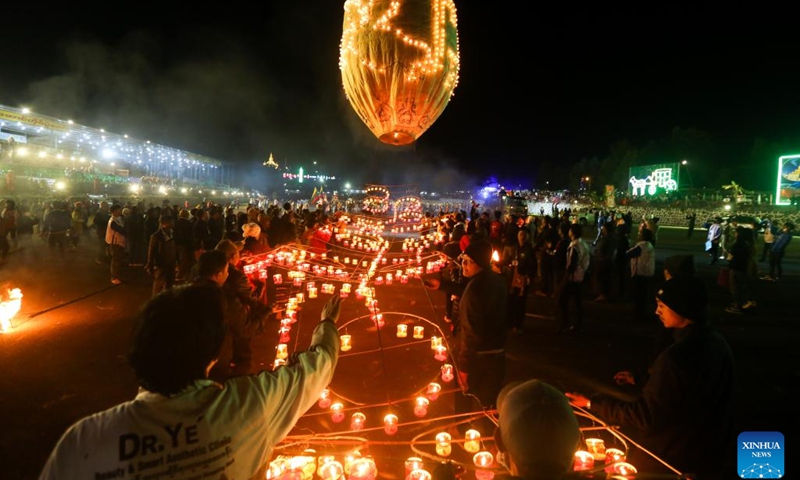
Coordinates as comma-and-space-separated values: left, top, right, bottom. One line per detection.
567, 276, 737, 478
424, 238, 508, 435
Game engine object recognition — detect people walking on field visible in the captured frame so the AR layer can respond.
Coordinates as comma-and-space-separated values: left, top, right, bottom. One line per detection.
627, 228, 656, 322
706, 216, 723, 265
761, 222, 794, 281
758, 219, 775, 263
105, 204, 127, 285
145, 214, 177, 296
725, 226, 757, 314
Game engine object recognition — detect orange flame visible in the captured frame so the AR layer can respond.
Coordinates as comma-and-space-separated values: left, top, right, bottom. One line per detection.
0, 288, 22, 333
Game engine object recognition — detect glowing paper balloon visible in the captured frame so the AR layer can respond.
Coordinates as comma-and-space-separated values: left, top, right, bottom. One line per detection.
340, 0, 460, 145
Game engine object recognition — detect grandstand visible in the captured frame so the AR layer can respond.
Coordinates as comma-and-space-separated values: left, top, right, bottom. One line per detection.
0, 104, 243, 199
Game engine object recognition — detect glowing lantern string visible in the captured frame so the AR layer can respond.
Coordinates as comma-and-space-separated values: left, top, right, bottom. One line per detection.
340, 0, 460, 145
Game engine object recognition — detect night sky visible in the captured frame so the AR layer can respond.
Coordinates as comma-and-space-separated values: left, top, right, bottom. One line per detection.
3, 3, 800, 192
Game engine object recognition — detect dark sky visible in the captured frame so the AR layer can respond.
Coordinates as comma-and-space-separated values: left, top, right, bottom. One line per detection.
2, 3, 799, 191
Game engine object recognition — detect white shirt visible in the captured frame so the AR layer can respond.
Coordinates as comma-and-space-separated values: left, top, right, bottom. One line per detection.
39, 320, 339, 480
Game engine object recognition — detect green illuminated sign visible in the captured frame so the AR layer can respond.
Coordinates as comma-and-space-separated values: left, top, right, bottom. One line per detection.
628, 163, 680, 196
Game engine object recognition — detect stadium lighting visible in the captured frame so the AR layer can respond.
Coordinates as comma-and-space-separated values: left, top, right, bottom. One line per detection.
54, 181, 66, 191
21, 107, 30, 114
129, 184, 140, 193
102, 148, 116, 159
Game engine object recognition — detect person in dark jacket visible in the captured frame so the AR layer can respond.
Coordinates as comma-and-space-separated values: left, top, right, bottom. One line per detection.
567, 276, 737, 478
145, 215, 177, 297
725, 226, 756, 314
762, 222, 794, 281
424, 239, 508, 435
504, 229, 535, 334
42, 200, 72, 258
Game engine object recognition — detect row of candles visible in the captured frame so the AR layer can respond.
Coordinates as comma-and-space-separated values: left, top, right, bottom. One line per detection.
266, 439, 637, 480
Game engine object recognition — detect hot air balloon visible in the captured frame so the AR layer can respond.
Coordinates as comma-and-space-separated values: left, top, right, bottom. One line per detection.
340, 0, 460, 146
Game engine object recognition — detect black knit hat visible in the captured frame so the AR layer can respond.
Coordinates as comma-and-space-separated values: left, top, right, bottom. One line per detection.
656, 277, 708, 323
464, 239, 493, 271
664, 255, 696, 278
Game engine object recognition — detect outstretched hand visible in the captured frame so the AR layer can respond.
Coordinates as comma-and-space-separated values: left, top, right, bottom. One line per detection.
320, 296, 342, 323
423, 277, 440, 290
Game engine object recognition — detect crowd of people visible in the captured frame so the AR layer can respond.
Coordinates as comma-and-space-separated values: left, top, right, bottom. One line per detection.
9, 193, 774, 479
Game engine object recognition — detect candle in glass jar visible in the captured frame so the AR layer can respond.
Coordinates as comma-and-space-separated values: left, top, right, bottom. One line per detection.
273, 274, 283, 284
347, 457, 376, 480
330, 402, 345, 423
433, 346, 448, 362
604, 448, 626, 465
430, 336, 442, 350
383, 414, 398, 435
397, 324, 408, 338
585, 438, 606, 461
318, 388, 331, 409
611, 462, 637, 475
318, 461, 344, 480
350, 412, 366, 430
406, 470, 431, 480
296, 292, 305, 303
342, 283, 352, 293
435, 432, 451, 456
340, 335, 352, 352
573, 451, 595, 471
426, 382, 441, 401
441, 364, 454, 382
473, 451, 494, 467
385, 274, 393, 284
276, 343, 288, 360
464, 429, 481, 453
404, 457, 424, 477
308, 287, 318, 299
413, 326, 424, 339
413, 397, 429, 417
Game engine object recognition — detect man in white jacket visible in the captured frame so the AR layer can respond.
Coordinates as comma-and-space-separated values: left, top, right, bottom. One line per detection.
558, 223, 590, 334
39, 286, 341, 480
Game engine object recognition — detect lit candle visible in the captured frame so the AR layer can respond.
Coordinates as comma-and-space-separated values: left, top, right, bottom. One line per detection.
605, 448, 626, 467
404, 457, 424, 477
413, 397, 429, 417
340, 335, 352, 352
435, 432, 452, 456
296, 292, 305, 303
307, 281, 315, 291
342, 283, 352, 293
279, 327, 291, 344
273, 274, 283, 284
293, 277, 303, 287
585, 438, 606, 461
318, 388, 331, 409
441, 364, 454, 382
374, 276, 384, 285
309, 287, 318, 299
573, 451, 595, 471
318, 460, 344, 480
385, 274, 393, 284
473, 451, 494, 468
611, 462, 637, 475
272, 358, 286, 369
433, 346, 448, 362
276, 343, 288, 360
430, 336, 442, 350
464, 429, 481, 453
383, 414, 398, 435
397, 324, 408, 338
406, 470, 431, 480
330, 402, 345, 423
413, 326, 425, 339
350, 412, 366, 430
347, 457, 377, 480
426, 382, 441, 401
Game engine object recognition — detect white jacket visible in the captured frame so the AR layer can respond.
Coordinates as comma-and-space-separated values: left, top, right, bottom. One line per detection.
40, 320, 339, 480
